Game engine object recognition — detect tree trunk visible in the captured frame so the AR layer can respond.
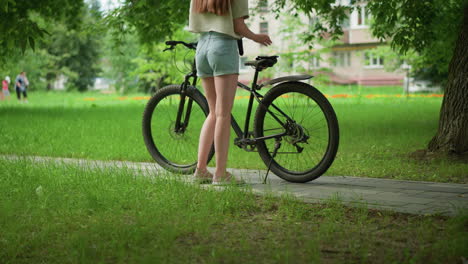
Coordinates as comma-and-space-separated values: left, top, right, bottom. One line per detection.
428, 6, 468, 155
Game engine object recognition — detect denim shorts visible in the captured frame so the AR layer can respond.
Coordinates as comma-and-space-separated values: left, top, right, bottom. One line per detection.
196, 31, 239, 78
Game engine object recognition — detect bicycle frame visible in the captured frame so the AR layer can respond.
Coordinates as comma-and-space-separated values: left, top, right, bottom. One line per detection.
231, 70, 291, 149
174, 57, 292, 150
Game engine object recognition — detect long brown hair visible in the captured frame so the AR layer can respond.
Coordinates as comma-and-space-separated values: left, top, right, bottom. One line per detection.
193, 0, 231, 16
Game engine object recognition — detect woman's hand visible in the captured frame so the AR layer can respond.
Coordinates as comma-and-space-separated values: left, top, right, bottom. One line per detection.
254, 34, 272, 46
234, 18, 273, 46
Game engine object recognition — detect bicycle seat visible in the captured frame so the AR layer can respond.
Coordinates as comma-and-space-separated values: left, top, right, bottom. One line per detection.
245, 56, 278, 70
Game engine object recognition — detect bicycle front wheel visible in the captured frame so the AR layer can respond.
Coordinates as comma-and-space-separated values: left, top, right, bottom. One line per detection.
142, 85, 212, 174
254, 81, 339, 183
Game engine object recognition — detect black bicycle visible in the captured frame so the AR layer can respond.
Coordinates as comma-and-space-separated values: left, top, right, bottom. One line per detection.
142, 40, 339, 183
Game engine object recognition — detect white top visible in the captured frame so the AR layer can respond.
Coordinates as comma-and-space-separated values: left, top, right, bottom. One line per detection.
188, 0, 249, 39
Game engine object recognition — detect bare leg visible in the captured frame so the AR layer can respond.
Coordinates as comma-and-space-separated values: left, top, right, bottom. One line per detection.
213, 74, 238, 179
196, 77, 216, 173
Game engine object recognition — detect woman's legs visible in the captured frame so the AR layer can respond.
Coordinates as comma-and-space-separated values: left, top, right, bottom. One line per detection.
196, 77, 216, 173
16, 87, 21, 100
196, 74, 238, 179
213, 74, 238, 178
22, 89, 27, 102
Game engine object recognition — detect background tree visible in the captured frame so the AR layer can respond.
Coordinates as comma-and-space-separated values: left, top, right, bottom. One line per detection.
44, 0, 102, 91
0, 0, 102, 91
0, 0, 83, 89
131, 28, 197, 94
101, 31, 140, 94
101, 26, 195, 94
0, 0, 84, 58
104, 0, 191, 46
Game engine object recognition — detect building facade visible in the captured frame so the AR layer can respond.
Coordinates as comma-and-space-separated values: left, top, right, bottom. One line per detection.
239, 0, 406, 86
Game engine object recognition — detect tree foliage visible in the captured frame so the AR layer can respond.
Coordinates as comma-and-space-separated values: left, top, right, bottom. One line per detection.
104, 0, 191, 46
277, 0, 467, 83
131, 28, 197, 93
100, 27, 196, 94
50, 1, 102, 91
270, 0, 351, 42
101, 31, 140, 94
0, 0, 102, 91
366, 0, 466, 84
0, 0, 84, 57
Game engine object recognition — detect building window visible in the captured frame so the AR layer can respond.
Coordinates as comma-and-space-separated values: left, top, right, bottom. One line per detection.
332, 51, 351, 67
351, 4, 371, 28
258, 0, 268, 13
356, 5, 370, 26
364, 52, 384, 68
260, 22, 268, 34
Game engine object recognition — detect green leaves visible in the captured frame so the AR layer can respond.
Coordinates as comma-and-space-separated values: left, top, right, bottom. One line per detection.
0, 0, 102, 91
284, 0, 465, 58
1, 0, 14, 12
0, 0, 85, 60
271, 0, 351, 43
275, 0, 467, 83
104, 0, 191, 47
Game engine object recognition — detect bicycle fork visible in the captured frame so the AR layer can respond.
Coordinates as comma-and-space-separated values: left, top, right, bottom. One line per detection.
174, 81, 195, 133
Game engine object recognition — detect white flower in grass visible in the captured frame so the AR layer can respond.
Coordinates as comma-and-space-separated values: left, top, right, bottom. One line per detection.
35, 185, 44, 196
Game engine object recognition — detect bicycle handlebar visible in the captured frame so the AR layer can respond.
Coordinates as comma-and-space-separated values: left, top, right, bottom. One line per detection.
164, 41, 197, 51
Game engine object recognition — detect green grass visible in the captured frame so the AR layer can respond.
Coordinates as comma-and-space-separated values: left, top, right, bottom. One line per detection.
0, 88, 466, 183
0, 158, 466, 263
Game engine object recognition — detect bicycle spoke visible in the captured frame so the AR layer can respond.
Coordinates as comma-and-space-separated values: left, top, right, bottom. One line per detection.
150, 93, 205, 167
261, 90, 330, 173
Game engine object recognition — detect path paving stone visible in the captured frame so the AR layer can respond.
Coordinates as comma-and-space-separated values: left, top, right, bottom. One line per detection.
1, 155, 467, 216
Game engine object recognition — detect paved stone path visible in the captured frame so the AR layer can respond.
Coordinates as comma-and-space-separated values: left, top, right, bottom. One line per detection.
2, 155, 467, 216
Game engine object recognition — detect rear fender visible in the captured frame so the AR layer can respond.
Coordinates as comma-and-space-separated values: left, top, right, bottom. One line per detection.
258, 74, 313, 89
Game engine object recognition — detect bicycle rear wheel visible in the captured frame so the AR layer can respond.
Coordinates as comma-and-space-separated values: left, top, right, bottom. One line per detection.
142, 84, 213, 174
254, 81, 339, 183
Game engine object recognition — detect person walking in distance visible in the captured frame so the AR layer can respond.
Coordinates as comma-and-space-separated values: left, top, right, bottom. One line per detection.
15, 72, 28, 103
189, 0, 272, 184
0, 77, 4, 100
1, 76, 11, 101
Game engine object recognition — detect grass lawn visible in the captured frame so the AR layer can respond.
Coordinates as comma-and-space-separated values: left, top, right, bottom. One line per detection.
0, 158, 466, 263
0, 87, 466, 183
